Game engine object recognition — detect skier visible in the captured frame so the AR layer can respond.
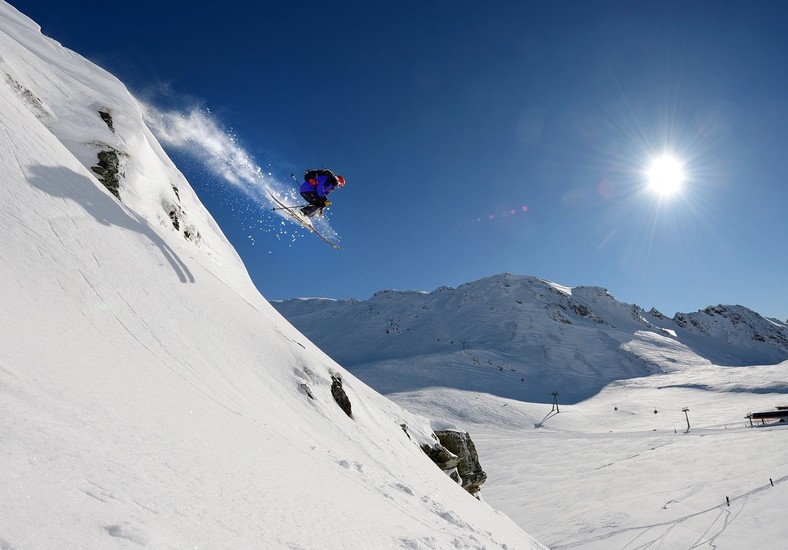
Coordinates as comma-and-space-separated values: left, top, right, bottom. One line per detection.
299, 169, 345, 218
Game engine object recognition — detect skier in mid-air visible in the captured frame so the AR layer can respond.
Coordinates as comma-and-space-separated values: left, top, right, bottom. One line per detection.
299, 168, 345, 218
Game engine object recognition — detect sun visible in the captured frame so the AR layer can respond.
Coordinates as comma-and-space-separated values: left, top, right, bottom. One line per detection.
646, 154, 685, 197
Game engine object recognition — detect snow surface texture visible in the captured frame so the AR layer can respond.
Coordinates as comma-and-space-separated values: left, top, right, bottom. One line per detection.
0, 3, 543, 549
275, 276, 788, 548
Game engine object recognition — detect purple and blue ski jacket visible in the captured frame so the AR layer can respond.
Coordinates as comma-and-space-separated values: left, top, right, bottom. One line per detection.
300, 174, 338, 198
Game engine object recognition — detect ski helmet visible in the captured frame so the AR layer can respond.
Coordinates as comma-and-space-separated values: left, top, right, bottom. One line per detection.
336, 175, 346, 187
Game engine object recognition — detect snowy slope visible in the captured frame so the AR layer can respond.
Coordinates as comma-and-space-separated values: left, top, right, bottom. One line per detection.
420, 349, 788, 548
0, 3, 544, 549
273, 274, 788, 403
273, 280, 788, 548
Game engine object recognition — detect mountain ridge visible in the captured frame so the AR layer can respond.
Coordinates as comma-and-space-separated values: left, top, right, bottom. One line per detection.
273, 273, 788, 403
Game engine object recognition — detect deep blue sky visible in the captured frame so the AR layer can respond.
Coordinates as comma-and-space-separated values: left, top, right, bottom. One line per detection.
12, 0, 788, 320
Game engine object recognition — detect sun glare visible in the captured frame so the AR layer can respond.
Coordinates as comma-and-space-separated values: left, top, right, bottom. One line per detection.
646, 155, 685, 197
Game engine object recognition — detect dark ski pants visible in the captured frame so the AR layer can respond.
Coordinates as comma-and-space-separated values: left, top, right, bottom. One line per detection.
300, 191, 327, 217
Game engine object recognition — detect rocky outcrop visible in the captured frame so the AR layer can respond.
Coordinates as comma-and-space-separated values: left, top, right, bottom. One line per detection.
98, 107, 115, 132
87, 109, 124, 199
421, 441, 462, 485
420, 429, 486, 497
90, 146, 125, 199
330, 374, 352, 418
677, 305, 788, 353
434, 429, 487, 496
3, 71, 49, 120
649, 307, 667, 320
162, 184, 201, 243
421, 441, 460, 471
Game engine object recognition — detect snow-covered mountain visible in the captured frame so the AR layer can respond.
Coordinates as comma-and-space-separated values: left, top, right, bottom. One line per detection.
0, 3, 544, 548
273, 273, 788, 403
274, 276, 788, 549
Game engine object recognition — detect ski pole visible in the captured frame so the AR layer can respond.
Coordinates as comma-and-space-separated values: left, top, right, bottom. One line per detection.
290, 172, 300, 184
272, 204, 309, 212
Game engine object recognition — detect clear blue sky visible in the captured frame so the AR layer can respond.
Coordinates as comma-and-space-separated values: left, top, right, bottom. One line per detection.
12, 0, 788, 320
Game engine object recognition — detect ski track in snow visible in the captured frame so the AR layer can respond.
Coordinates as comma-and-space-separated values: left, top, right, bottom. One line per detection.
465, 401, 788, 550
558, 474, 786, 550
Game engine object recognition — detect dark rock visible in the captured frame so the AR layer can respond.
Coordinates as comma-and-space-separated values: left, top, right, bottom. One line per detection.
182, 225, 200, 243
98, 108, 115, 132
168, 208, 180, 230
433, 430, 487, 496
163, 193, 201, 243
649, 307, 666, 319
330, 375, 352, 418
299, 383, 314, 399
4, 72, 48, 119
420, 443, 460, 471
91, 148, 122, 199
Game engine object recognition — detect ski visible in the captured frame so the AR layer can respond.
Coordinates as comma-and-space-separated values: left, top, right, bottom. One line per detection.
268, 191, 341, 250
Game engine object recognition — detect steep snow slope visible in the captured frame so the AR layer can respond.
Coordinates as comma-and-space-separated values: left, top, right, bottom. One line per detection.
0, 1, 233, 263
274, 274, 788, 403
0, 3, 543, 548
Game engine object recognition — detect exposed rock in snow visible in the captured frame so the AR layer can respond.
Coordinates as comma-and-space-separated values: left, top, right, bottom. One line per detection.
90, 145, 124, 198
330, 374, 353, 417
434, 430, 487, 497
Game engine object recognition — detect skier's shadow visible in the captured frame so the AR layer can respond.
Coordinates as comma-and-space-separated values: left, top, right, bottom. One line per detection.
26, 164, 194, 283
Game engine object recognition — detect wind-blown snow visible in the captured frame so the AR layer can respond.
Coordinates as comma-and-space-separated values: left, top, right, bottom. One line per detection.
140, 102, 340, 244
142, 104, 277, 193
0, 3, 541, 548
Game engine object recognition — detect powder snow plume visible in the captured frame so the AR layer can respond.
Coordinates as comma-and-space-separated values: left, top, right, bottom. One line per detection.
140, 101, 339, 243
141, 103, 278, 199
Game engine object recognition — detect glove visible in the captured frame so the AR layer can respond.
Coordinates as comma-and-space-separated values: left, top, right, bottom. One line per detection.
323, 199, 332, 207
